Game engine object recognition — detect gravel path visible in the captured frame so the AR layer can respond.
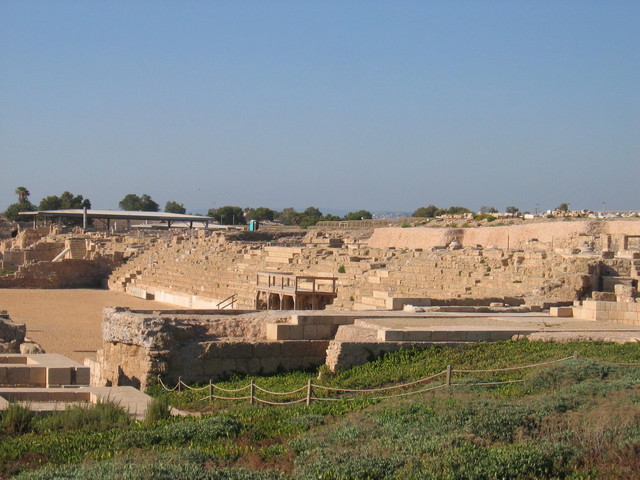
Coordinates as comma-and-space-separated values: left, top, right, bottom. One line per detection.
0, 289, 173, 362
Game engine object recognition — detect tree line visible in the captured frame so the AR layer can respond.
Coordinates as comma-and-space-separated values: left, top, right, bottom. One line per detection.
5, 187, 573, 226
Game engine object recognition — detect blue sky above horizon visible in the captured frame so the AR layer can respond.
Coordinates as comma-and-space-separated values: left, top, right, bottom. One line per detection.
1, 1, 638, 215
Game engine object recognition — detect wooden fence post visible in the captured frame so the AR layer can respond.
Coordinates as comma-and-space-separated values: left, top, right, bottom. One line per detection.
445, 365, 452, 387
178, 376, 182, 392
306, 379, 313, 406
250, 379, 255, 405
209, 380, 213, 402
573, 351, 579, 360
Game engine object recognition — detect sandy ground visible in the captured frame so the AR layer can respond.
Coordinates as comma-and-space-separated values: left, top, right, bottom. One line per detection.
0, 289, 173, 363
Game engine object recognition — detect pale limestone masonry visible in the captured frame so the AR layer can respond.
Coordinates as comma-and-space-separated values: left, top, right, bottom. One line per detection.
0, 354, 89, 387
0, 311, 26, 353
95, 307, 327, 389
0, 353, 153, 420
0, 386, 153, 420
104, 222, 640, 312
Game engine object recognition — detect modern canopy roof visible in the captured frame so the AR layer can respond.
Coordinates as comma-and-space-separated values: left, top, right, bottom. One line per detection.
19, 209, 212, 226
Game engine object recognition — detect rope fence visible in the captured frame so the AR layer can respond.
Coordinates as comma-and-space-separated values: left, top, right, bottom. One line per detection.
157, 352, 640, 407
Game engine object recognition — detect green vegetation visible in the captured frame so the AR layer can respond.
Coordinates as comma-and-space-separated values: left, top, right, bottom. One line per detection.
337, 265, 346, 273
144, 395, 172, 424
39, 191, 91, 211
343, 210, 373, 221
3, 186, 93, 221
245, 207, 276, 222
164, 201, 187, 214
208, 206, 247, 225
412, 205, 472, 218
4, 201, 35, 221
119, 193, 160, 212
4, 341, 640, 479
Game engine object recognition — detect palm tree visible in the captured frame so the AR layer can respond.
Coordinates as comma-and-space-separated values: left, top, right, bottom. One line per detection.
15, 186, 30, 203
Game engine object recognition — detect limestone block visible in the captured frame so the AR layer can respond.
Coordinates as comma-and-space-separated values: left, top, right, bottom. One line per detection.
29, 368, 46, 386
75, 367, 90, 386
202, 358, 223, 378
221, 358, 237, 375
46, 367, 71, 387
253, 342, 281, 357
259, 356, 281, 373
592, 292, 616, 302
550, 307, 573, 317
615, 284, 637, 301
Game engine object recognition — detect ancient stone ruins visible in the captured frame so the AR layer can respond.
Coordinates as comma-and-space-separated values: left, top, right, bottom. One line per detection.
1, 217, 640, 399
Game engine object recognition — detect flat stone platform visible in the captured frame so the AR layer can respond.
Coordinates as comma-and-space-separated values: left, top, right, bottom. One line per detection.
0, 386, 153, 420
348, 312, 640, 343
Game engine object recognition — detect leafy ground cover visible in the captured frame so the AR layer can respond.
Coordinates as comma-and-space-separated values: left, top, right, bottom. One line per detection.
3, 340, 640, 479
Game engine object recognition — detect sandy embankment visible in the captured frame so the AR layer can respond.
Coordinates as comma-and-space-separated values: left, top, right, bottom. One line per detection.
0, 289, 173, 363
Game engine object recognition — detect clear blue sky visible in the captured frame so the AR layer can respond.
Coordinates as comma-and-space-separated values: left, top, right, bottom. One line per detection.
1, 1, 638, 215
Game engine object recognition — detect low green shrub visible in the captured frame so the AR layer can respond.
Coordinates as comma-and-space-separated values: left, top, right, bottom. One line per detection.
37, 399, 131, 432
2, 403, 34, 434
144, 395, 172, 424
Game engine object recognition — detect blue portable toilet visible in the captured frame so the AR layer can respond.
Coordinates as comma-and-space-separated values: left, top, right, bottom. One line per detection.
249, 220, 260, 231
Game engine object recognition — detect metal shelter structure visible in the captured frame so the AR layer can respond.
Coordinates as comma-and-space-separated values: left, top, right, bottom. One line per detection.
19, 209, 212, 230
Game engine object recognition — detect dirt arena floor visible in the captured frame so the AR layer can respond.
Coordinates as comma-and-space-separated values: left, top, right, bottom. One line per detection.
0, 289, 173, 363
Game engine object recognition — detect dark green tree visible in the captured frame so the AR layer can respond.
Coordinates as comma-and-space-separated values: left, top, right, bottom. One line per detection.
556, 203, 569, 212
246, 207, 276, 222
14, 186, 30, 203
164, 201, 186, 214
506, 206, 520, 214
39, 196, 62, 211
479, 206, 498, 214
438, 206, 472, 215
412, 205, 439, 218
208, 206, 246, 225
276, 207, 302, 226
4, 201, 35, 221
119, 194, 159, 212
39, 191, 90, 210
303, 206, 323, 218
344, 210, 372, 221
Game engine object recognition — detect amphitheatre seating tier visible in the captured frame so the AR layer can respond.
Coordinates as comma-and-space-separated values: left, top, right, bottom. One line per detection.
101, 224, 639, 311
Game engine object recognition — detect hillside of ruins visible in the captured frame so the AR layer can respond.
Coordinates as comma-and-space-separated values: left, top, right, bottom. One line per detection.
1, 215, 640, 390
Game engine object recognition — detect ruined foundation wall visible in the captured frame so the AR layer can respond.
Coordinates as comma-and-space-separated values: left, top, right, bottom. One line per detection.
96, 308, 328, 389
0, 258, 117, 288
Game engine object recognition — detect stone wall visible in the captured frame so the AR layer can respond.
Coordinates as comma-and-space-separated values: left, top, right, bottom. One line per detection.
0, 312, 26, 353
367, 220, 640, 251
0, 258, 117, 289
95, 308, 328, 389
106, 225, 632, 311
